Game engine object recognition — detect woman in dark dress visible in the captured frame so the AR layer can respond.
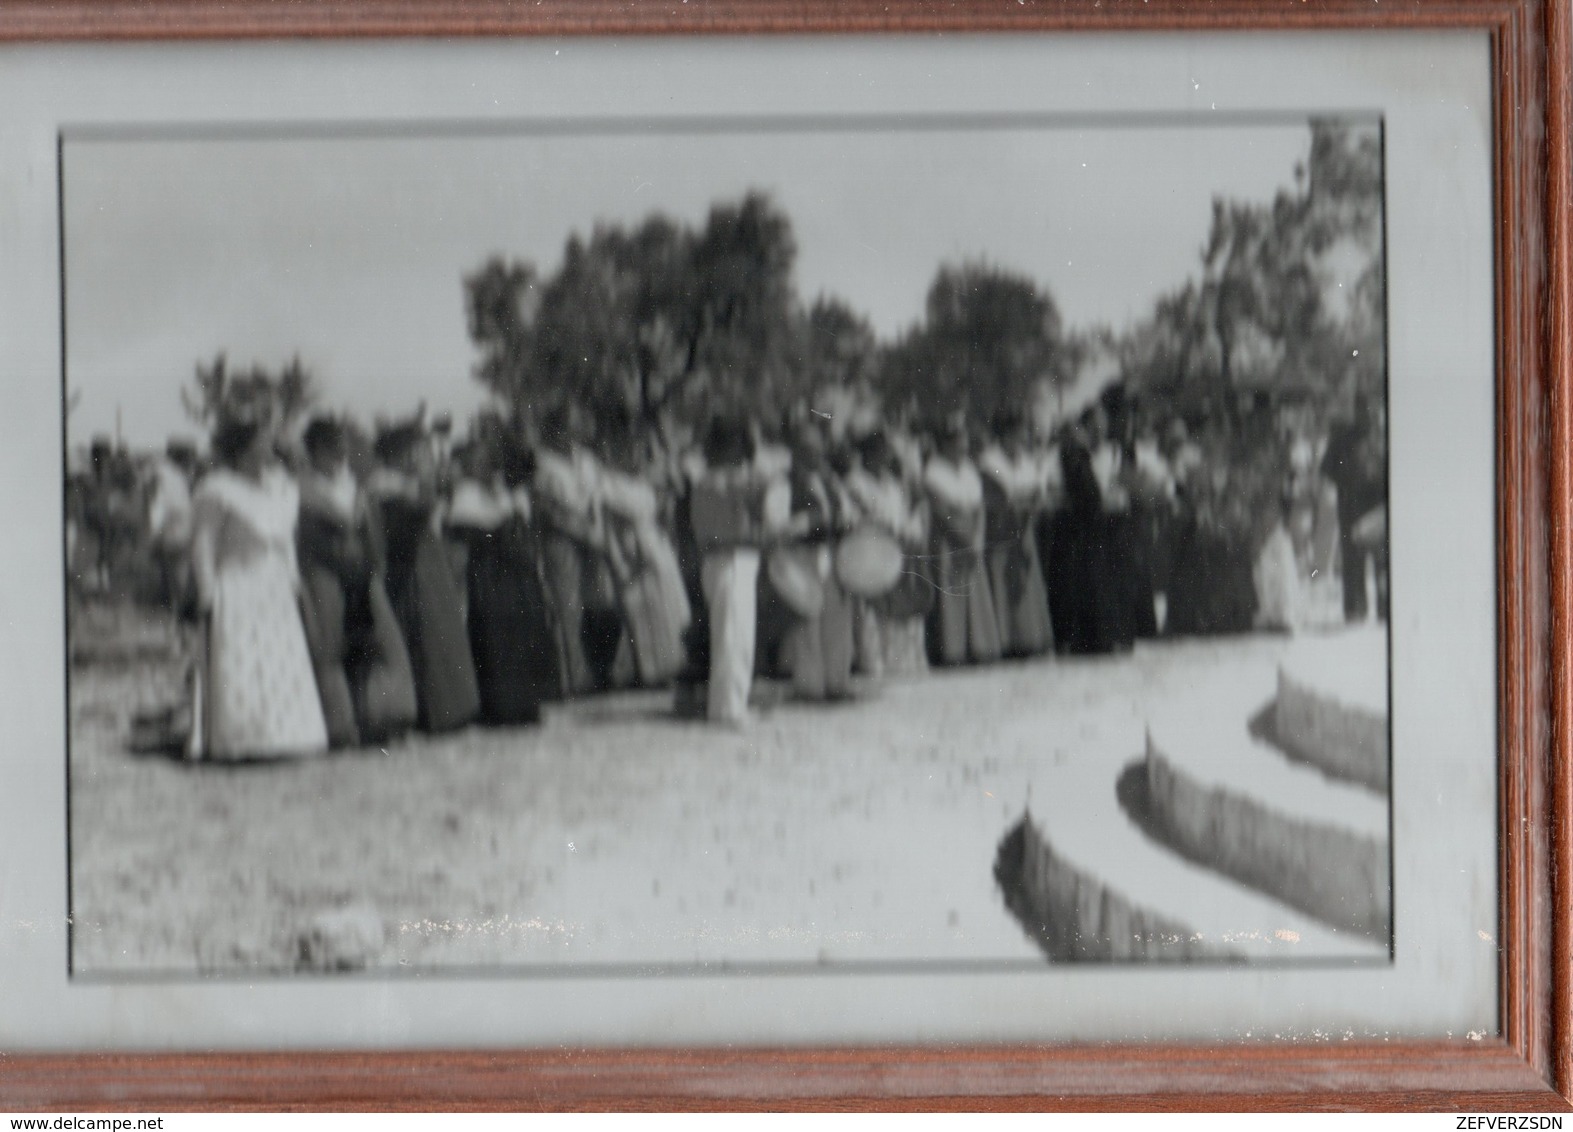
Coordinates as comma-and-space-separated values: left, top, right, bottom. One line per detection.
1094, 395, 1144, 651
1165, 437, 1260, 636
449, 437, 560, 726
1321, 392, 1388, 622
368, 420, 481, 734
296, 416, 418, 748
1048, 407, 1137, 655
1047, 423, 1100, 654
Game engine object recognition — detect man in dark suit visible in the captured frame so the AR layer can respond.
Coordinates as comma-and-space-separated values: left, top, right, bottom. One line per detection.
1320, 390, 1388, 622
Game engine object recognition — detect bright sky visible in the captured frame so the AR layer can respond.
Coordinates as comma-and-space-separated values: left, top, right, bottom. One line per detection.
63, 121, 1313, 449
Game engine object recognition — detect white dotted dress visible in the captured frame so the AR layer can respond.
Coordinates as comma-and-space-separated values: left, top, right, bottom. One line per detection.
191, 467, 328, 760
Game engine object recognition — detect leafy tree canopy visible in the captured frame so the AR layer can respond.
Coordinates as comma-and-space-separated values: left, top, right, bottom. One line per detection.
875, 261, 1072, 428
465, 191, 806, 456
1117, 119, 1384, 429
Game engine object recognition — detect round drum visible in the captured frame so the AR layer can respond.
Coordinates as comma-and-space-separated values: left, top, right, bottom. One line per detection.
835, 527, 904, 598
767, 545, 825, 618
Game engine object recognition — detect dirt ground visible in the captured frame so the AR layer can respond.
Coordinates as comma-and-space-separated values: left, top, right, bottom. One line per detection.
67, 601, 1302, 976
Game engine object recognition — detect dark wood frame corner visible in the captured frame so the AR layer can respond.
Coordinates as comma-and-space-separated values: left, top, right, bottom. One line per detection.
0, 0, 1568, 1111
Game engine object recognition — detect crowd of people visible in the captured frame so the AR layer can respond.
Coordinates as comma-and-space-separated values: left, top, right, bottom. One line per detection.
71, 380, 1390, 762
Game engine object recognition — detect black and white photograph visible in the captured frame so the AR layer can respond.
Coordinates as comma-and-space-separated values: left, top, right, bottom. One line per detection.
0, 26, 1502, 1052
60, 109, 1395, 978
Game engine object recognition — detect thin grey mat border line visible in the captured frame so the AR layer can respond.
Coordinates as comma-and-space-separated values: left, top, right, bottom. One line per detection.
57, 108, 1387, 145
67, 953, 1397, 985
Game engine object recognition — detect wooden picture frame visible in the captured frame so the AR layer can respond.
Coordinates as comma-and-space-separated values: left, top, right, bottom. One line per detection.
0, 0, 1567, 1111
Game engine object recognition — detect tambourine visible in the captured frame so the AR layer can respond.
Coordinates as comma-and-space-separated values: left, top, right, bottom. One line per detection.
834, 526, 904, 598
766, 545, 826, 618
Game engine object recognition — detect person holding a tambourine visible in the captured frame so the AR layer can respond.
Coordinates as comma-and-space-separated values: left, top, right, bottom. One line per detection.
770, 418, 859, 702
843, 429, 931, 678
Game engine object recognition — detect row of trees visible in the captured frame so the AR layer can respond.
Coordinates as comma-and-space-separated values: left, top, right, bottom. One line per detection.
177, 119, 1383, 469
462, 118, 1381, 457
462, 191, 1081, 456
1117, 119, 1384, 427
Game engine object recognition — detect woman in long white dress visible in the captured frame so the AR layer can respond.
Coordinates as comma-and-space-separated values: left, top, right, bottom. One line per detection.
190, 416, 328, 760
1253, 498, 1303, 633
